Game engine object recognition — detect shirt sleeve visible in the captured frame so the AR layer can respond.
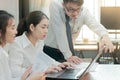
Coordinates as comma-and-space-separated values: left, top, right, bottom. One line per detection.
32, 51, 60, 73
8, 42, 26, 78
0, 49, 17, 80
0, 55, 7, 80
49, 1, 72, 59
83, 8, 108, 37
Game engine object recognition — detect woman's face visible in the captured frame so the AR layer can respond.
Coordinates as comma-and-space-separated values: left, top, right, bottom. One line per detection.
31, 18, 49, 40
5, 18, 17, 43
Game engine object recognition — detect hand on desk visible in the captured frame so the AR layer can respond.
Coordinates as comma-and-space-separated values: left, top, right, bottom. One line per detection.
45, 62, 71, 74
99, 35, 115, 53
67, 56, 83, 64
58, 62, 72, 68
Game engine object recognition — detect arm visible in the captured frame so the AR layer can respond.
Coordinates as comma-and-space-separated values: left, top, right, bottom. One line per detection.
83, 8, 114, 52
45, 62, 72, 74
21, 66, 46, 80
83, 8, 108, 37
32, 51, 61, 73
8, 42, 26, 78
99, 35, 114, 53
0, 54, 10, 80
29, 72, 46, 80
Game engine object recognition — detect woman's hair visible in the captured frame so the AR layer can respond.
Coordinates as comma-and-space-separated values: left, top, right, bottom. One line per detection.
17, 11, 48, 36
0, 10, 14, 45
63, 0, 84, 6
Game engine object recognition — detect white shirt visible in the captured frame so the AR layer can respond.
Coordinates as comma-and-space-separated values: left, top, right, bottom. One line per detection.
8, 32, 60, 79
8, 32, 44, 78
0, 46, 19, 80
45, 1, 108, 59
0, 46, 12, 80
32, 50, 60, 73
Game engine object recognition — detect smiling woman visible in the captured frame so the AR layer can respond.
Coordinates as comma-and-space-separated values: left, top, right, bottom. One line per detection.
0, 10, 17, 47
0, 10, 31, 80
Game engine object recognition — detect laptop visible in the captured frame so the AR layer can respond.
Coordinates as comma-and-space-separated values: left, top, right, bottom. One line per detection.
46, 48, 103, 80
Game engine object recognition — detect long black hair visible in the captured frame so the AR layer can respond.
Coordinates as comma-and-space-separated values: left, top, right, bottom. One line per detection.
17, 11, 48, 36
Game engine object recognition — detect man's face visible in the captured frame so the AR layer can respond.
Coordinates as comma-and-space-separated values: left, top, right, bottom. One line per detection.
63, 2, 82, 19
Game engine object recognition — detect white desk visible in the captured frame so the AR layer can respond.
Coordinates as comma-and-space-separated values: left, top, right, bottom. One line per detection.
74, 41, 98, 50
74, 45, 97, 51
81, 64, 120, 80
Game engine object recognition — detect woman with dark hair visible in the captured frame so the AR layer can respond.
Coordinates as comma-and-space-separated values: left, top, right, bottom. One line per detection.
0, 10, 46, 80
8, 11, 71, 79
0, 10, 17, 80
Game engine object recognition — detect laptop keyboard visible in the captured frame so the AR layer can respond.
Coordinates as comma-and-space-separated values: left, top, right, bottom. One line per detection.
72, 62, 90, 69
58, 62, 90, 79
57, 68, 85, 79
46, 62, 91, 79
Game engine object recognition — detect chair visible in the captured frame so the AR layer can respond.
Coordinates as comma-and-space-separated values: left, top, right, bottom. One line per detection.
97, 42, 119, 64
115, 44, 120, 64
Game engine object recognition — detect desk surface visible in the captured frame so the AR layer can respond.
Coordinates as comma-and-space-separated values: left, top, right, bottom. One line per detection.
74, 45, 97, 50
82, 64, 120, 80
74, 41, 98, 50
75, 41, 97, 45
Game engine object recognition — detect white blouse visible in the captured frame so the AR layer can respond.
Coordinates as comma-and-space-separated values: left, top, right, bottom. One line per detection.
8, 32, 60, 79
32, 50, 60, 73
8, 32, 44, 78
0, 46, 19, 80
0, 46, 12, 80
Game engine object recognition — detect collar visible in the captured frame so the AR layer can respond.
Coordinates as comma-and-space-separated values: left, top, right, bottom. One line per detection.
21, 32, 44, 48
22, 32, 32, 48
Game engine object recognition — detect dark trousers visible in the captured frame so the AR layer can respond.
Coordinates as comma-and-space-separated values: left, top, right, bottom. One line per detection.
43, 45, 66, 62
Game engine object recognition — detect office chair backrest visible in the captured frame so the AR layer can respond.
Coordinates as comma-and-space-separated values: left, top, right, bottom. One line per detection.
97, 42, 119, 64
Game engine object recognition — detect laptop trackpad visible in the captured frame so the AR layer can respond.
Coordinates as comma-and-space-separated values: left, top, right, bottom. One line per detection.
58, 68, 85, 79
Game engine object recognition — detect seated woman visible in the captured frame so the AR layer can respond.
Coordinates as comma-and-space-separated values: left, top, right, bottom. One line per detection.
8, 11, 71, 79
0, 10, 47, 80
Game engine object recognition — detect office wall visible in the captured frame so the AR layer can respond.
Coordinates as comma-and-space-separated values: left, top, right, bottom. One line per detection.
29, 0, 62, 18
0, 0, 19, 24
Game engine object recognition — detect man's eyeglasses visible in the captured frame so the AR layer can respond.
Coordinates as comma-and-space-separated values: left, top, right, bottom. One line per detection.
65, 6, 81, 13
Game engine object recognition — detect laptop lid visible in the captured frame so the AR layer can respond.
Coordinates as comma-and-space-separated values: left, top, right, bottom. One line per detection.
46, 48, 103, 80
78, 48, 103, 79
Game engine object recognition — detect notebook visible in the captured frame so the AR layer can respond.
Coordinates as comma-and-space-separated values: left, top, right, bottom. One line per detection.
46, 49, 103, 80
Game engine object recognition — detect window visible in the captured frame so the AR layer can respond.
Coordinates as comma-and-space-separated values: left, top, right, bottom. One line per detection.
76, 0, 120, 42
28, 0, 120, 42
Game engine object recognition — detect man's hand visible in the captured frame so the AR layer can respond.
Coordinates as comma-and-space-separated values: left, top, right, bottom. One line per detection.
67, 56, 83, 64
99, 35, 115, 53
